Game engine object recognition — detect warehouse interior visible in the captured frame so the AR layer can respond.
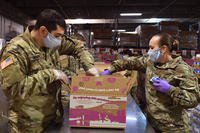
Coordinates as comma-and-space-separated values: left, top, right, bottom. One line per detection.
0, 0, 200, 52
0, 0, 200, 133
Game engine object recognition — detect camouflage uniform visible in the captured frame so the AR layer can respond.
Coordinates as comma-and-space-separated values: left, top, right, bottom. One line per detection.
108, 55, 199, 132
0, 27, 95, 133
58, 55, 78, 77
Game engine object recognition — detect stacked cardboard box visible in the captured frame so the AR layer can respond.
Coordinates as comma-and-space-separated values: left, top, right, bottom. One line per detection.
193, 56, 200, 80
179, 31, 197, 49
119, 32, 139, 47
191, 56, 200, 133
135, 25, 159, 48
92, 27, 112, 39
93, 39, 113, 47
159, 21, 179, 37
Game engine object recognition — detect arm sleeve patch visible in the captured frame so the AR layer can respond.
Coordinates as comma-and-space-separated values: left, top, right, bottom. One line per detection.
1, 56, 14, 69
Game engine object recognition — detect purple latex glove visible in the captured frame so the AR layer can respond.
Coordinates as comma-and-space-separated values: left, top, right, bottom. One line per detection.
152, 78, 171, 93
100, 69, 111, 75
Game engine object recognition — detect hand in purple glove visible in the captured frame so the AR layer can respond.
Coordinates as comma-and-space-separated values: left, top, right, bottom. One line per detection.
152, 78, 171, 93
100, 69, 111, 75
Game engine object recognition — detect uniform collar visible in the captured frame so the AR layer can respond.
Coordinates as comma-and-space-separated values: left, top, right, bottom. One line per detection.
154, 55, 182, 69
23, 26, 46, 51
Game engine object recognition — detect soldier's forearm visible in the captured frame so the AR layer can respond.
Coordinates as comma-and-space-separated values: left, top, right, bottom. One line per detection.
63, 69, 76, 77
168, 86, 198, 108
78, 51, 95, 71
108, 59, 128, 73
10, 69, 57, 99
108, 56, 147, 73
60, 36, 95, 71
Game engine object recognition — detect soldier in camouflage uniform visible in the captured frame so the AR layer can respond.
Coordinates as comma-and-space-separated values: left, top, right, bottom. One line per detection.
100, 33, 200, 133
0, 9, 98, 133
58, 32, 88, 77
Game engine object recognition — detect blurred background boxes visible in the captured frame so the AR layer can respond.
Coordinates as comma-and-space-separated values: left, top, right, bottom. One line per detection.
92, 26, 112, 39
135, 25, 159, 48
159, 21, 179, 37
119, 32, 139, 48
179, 31, 198, 49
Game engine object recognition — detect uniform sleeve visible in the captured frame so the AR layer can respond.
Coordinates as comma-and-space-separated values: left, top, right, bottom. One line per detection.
1, 52, 57, 100
57, 55, 77, 77
58, 36, 94, 71
108, 56, 148, 73
167, 63, 199, 109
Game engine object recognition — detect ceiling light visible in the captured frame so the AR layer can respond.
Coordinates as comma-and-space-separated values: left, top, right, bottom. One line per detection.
97, 40, 101, 43
120, 13, 142, 16
124, 31, 137, 34
118, 38, 120, 42
147, 18, 160, 23
75, 18, 83, 21
112, 29, 126, 32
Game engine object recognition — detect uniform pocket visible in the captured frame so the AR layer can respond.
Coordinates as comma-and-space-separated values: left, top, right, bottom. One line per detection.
29, 54, 49, 74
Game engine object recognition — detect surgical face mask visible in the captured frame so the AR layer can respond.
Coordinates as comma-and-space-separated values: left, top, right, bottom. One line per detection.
147, 48, 161, 62
43, 32, 62, 48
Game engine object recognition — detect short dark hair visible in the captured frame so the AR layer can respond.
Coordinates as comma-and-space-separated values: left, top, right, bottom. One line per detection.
155, 33, 179, 52
34, 9, 66, 31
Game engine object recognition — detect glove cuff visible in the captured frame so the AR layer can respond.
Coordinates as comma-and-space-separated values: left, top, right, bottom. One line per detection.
53, 69, 60, 80
166, 85, 175, 96
87, 67, 99, 76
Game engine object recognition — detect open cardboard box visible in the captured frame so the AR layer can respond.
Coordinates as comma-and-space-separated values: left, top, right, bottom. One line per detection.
69, 63, 137, 128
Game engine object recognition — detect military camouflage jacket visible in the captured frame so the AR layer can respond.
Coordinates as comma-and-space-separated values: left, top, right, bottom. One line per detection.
108, 55, 199, 132
0, 27, 95, 132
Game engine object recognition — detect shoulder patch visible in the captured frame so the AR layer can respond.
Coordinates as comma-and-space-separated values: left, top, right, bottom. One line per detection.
1, 56, 14, 69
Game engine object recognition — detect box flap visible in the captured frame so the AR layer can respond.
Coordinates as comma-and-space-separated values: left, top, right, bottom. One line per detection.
71, 74, 136, 96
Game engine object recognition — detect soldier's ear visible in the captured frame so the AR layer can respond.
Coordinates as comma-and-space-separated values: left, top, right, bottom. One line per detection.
38, 26, 48, 37
160, 45, 168, 54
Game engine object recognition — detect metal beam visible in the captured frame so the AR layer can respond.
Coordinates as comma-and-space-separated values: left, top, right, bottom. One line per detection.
63, 18, 197, 24
0, 1, 31, 26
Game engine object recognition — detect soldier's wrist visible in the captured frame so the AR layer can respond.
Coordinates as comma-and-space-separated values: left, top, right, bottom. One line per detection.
166, 85, 176, 96
52, 69, 60, 80
86, 67, 99, 76
107, 66, 116, 73
83, 64, 94, 72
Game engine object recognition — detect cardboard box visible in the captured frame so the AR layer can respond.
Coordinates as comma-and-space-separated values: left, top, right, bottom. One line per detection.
92, 26, 112, 39
179, 31, 197, 49
193, 57, 200, 79
69, 73, 137, 128
119, 32, 139, 47
159, 21, 179, 37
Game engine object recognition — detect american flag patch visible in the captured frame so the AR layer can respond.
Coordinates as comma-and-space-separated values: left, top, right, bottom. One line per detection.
1, 56, 14, 69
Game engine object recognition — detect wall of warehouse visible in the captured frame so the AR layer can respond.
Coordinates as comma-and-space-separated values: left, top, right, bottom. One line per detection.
0, 15, 24, 38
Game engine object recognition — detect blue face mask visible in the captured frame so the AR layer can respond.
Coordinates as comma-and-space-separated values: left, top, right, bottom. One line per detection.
43, 32, 62, 48
147, 48, 161, 62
